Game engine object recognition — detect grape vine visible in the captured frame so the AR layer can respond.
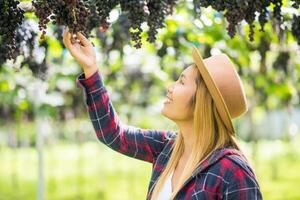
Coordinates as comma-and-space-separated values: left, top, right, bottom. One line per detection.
0, 0, 25, 62
1, 0, 300, 65
32, 0, 90, 43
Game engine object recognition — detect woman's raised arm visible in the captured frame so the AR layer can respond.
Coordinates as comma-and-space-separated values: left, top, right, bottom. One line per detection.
76, 70, 176, 163
63, 27, 176, 163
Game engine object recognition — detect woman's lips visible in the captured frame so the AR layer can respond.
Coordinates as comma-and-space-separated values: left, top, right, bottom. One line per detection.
164, 96, 173, 104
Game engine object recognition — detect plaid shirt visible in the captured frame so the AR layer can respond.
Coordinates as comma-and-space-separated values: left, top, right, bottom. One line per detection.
76, 70, 263, 200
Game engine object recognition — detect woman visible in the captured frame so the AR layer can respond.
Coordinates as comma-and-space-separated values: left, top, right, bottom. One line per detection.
63, 28, 263, 200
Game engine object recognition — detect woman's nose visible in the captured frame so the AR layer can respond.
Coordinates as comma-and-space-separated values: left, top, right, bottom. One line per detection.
167, 84, 173, 94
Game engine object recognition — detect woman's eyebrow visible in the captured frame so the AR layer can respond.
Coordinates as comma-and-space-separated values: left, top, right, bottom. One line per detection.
180, 74, 187, 79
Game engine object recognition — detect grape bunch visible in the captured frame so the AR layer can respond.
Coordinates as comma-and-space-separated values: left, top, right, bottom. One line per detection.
192, 0, 286, 42
18, 21, 49, 80
31, 0, 52, 39
15, 20, 38, 60
97, 13, 131, 52
291, 0, 300, 9
1, 19, 49, 79
147, 0, 169, 43
2, 0, 300, 66
292, 14, 300, 45
119, 0, 150, 48
93, 0, 178, 47
85, 2, 102, 34
273, 51, 290, 75
33, 0, 90, 42
271, 0, 283, 22
95, 0, 119, 32
0, 0, 24, 62
23, 40, 49, 80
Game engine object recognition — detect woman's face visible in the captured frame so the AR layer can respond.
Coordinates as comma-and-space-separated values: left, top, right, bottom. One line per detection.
161, 64, 198, 122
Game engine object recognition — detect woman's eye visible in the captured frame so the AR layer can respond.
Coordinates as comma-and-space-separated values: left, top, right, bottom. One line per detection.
180, 79, 184, 84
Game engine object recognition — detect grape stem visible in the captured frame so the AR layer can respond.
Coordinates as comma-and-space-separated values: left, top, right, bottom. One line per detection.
72, 7, 77, 25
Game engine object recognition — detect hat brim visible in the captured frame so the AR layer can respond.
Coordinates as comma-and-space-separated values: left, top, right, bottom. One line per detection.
191, 46, 235, 133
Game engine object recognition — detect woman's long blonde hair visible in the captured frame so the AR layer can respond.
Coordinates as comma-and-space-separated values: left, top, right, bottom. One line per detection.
150, 64, 241, 200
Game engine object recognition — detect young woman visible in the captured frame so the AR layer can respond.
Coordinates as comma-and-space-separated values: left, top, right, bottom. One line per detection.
63, 28, 263, 200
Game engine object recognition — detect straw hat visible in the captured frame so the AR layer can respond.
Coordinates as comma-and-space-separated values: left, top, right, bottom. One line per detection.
191, 46, 248, 134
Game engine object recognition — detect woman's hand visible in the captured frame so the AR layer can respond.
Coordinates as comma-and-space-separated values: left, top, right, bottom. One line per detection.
63, 27, 97, 78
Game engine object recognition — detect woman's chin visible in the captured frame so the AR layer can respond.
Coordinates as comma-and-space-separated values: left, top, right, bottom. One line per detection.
160, 106, 169, 117
160, 106, 166, 116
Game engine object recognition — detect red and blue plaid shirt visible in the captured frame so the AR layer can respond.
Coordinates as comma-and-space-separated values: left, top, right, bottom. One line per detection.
76, 70, 263, 200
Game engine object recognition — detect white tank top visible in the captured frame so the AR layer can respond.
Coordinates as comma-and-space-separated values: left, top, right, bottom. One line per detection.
156, 169, 174, 200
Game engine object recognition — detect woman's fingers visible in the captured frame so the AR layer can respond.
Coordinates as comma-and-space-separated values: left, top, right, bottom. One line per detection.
62, 28, 97, 70
62, 28, 80, 56
63, 27, 72, 49
63, 27, 89, 48
76, 32, 90, 47
62, 27, 94, 68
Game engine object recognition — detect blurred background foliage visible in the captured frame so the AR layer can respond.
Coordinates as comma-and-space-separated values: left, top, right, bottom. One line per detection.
0, 0, 300, 199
